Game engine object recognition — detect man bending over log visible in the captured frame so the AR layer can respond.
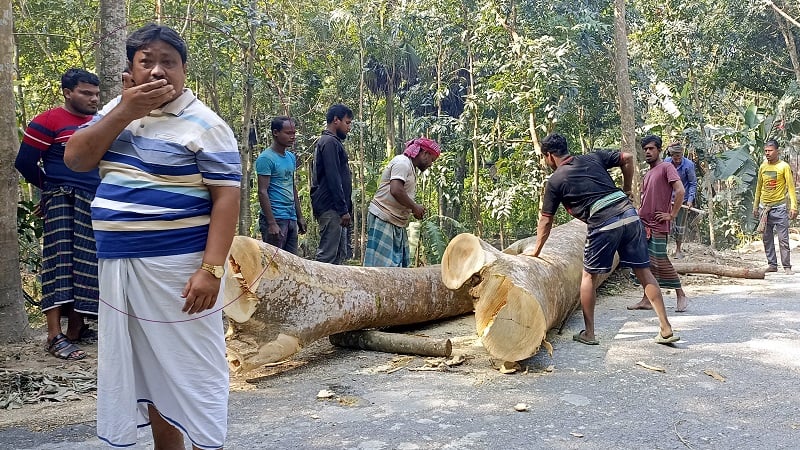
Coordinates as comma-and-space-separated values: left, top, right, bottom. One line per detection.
522, 133, 679, 346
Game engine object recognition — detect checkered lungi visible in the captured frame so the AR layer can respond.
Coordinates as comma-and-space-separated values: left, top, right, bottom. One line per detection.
671, 206, 689, 240
363, 212, 410, 267
40, 184, 99, 315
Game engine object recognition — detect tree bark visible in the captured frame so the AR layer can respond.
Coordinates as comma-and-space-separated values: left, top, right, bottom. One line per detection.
223, 236, 474, 372
671, 263, 766, 279
329, 330, 452, 357
612, 0, 640, 205
238, 1, 257, 236
98, 0, 126, 104
0, 0, 31, 343
441, 219, 611, 362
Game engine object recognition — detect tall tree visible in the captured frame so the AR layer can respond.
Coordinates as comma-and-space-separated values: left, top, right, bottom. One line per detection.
0, 0, 30, 342
98, 0, 126, 104
613, 0, 639, 203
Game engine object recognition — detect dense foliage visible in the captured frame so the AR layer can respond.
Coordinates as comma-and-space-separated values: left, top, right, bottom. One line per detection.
12, 0, 800, 264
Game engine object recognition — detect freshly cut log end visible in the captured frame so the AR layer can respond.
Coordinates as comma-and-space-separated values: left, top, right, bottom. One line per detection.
224, 236, 266, 323
441, 233, 494, 290
441, 220, 611, 363
477, 274, 547, 362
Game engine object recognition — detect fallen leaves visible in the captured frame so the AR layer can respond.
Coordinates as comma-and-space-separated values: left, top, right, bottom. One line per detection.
0, 369, 97, 409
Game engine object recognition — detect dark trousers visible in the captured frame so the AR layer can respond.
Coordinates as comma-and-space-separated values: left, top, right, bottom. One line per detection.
315, 209, 347, 264
762, 204, 791, 269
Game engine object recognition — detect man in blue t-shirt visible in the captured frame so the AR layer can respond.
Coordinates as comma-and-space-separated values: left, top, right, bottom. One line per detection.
255, 116, 307, 254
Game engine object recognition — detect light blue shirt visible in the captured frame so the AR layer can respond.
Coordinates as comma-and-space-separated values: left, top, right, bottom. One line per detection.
255, 148, 297, 220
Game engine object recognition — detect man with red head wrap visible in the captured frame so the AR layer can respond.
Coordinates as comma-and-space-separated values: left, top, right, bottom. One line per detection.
364, 137, 441, 267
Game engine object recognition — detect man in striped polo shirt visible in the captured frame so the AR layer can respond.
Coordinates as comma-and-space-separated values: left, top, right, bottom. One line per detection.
66, 24, 240, 450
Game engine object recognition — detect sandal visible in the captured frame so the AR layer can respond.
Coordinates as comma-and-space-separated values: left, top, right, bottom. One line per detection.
77, 325, 98, 343
47, 333, 86, 360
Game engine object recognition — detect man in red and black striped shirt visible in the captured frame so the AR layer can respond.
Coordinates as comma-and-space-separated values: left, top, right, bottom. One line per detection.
15, 68, 101, 361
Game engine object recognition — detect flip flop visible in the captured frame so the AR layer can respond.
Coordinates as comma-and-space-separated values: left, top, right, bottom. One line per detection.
655, 333, 680, 345
573, 330, 599, 345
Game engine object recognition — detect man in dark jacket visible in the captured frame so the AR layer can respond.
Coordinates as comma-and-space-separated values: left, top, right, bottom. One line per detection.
310, 104, 353, 264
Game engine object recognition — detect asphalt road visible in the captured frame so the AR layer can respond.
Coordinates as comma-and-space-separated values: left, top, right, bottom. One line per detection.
2, 270, 799, 450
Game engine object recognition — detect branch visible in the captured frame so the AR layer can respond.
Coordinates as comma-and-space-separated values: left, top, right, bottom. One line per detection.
764, 0, 800, 29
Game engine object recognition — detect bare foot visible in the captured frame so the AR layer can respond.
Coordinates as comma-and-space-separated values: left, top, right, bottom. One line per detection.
626, 300, 653, 310
676, 295, 688, 313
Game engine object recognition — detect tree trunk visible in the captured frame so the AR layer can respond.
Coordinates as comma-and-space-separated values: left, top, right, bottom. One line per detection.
0, 0, 31, 343
238, 1, 257, 236
223, 236, 474, 372
98, 0, 126, 105
441, 219, 611, 362
671, 263, 765, 279
612, 0, 640, 205
329, 330, 452, 357
776, 10, 800, 83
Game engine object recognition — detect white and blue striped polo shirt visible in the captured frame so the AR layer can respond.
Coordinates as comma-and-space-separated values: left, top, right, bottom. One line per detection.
89, 89, 241, 258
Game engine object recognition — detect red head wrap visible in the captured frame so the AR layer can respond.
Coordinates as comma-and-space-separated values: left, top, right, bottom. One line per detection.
403, 137, 441, 160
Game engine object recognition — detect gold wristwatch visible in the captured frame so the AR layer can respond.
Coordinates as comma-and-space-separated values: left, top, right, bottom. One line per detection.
200, 262, 225, 279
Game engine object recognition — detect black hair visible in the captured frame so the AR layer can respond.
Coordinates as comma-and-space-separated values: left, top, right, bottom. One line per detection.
326, 103, 353, 124
641, 135, 662, 150
765, 139, 780, 149
126, 23, 188, 64
540, 133, 570, 157
61, 68, 100, 90
271, 116, 294, 133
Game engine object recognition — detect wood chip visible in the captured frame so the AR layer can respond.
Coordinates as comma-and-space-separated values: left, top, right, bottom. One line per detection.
635, 361, 666, 372
703, 369, 726, 382
499, 361, 520, 374
316, 389, 336, 399
541, 339, 554, 357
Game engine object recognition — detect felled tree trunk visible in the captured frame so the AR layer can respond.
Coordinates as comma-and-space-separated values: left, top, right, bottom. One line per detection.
671, 262, 766, 279
441, 219, 611, 362
223, 236, 473, 372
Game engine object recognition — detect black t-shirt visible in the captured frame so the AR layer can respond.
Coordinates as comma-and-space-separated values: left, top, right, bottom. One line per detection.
541, 150, 633, 228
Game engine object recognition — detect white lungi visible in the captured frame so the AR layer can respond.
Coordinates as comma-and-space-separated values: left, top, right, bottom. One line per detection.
96, 252, 229, 449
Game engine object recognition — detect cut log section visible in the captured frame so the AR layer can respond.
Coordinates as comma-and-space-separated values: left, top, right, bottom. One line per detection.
441, 219, 613, 362
329, 330, 452, 357
671, 262, 766, 279
223, 236, 474, 372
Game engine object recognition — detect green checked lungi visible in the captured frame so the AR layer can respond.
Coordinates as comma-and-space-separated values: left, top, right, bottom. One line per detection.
364, 212, 410, 267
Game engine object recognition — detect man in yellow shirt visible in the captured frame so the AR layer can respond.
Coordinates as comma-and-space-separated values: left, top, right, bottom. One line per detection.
753, 140, 797, 274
